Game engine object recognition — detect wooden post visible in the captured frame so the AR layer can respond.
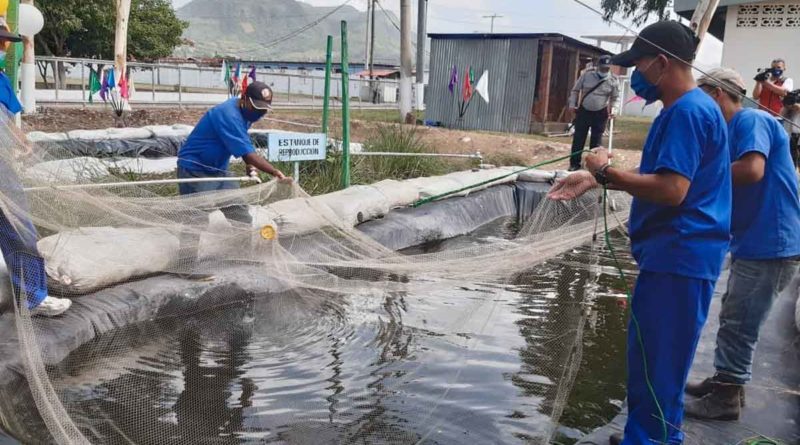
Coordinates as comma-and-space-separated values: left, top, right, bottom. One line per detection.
536, 41, 554, 124
114, 0, 132, 76
690, 0, 721, 47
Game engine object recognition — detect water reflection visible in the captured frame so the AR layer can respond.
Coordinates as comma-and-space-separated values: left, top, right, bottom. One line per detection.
22, 234, 635, 445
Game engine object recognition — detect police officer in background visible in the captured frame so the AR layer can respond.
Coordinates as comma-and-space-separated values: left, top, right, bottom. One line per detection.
568, 55, 620, 171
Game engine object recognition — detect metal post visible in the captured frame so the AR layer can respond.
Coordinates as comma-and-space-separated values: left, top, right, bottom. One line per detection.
288, 75, 292, 103
151, 68, 156, 102
54, 60, 60, 102
312, 77, 316, 104
4, 0, 19, 91
399, 0, 413, 120
178, 65, 183, 104
416, 0, 427, 110
293, 161, 300, 185
81, 63, 86, 102
322, 35, 333, 134
340, 21, 351, 189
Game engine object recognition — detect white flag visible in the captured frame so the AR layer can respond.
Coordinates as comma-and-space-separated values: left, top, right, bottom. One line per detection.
220, 60, 228, 84
475, 70, 489, 104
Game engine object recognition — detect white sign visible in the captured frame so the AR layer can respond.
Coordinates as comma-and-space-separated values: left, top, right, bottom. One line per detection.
267, 132, 327, 162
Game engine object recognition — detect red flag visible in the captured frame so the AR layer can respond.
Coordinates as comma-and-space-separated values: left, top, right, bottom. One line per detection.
241, 74, 249, 94
462, 66, 473, 101
118, 76, 129, 99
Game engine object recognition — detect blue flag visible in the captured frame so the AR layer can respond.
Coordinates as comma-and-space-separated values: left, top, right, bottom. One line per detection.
106, 68, 116, 89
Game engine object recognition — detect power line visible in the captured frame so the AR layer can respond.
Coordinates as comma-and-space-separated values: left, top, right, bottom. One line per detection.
375, 0, 401, 32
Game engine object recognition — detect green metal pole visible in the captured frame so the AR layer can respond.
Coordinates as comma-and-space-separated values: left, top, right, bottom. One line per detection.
340, 21, 351, 189
5, 0, 20, 91
322, 35, 333, 135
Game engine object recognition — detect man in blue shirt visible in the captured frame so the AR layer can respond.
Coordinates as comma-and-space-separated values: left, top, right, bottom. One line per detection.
549, 21, 731, 445
683, 68, 800, 420
0, 27, 71, 316
177, 81, 288, 278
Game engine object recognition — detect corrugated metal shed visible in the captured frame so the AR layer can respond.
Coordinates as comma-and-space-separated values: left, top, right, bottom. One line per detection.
426, 33, 611, 134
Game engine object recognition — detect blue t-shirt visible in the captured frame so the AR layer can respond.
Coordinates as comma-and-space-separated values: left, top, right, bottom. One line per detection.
0, 72, 21, 114
178, 98, 255, 173
629, 88, 731, 281
728, 108, 800, 260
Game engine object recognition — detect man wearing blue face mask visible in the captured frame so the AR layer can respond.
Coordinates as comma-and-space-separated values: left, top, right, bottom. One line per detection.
753, 59, 792, 117
176, 81, 289, 280
178, 81, 287, 186
549, 20, 731, 445
568, 55, 620, 171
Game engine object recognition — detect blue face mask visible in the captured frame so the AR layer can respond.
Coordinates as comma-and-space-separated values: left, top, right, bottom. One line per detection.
772, 68, 784, 78
241, 107, 266, 123
631, 69, 662, 104
597, 71, 610, 79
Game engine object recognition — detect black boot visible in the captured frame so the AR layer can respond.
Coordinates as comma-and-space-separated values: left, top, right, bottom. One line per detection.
609, 433, 623, 445
684, 383, 743, 421
685, 375, 745, 406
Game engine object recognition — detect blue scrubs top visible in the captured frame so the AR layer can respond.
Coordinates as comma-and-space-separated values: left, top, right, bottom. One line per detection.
629, 88, 731, 281
728, 108, 800, 260
178, 98, 255, 174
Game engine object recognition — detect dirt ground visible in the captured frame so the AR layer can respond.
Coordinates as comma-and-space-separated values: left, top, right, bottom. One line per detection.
22, 107, 648, 171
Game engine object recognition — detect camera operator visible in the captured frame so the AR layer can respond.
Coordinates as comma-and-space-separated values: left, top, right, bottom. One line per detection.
784, 96, 800, 169
753, 58, 793, 116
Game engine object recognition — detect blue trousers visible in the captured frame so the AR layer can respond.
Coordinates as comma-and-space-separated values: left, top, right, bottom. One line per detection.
623, 271, 714, 445
0, 159, 47, 309
714, 257, 799, 384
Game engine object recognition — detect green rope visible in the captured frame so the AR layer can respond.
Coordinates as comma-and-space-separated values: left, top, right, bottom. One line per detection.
602, 186, 669, 444
411, 150, 592, 208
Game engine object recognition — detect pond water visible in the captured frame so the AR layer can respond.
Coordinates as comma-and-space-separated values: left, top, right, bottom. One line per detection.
35, 221, 637, 445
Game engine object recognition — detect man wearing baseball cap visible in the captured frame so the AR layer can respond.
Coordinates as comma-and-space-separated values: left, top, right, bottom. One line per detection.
176, 81, 289, 279
549, 21, 731, 445
567, 55, 620, 171
685, 68, 800, 421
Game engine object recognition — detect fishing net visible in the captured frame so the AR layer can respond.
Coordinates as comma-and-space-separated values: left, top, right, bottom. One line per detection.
0, 110, 632, 445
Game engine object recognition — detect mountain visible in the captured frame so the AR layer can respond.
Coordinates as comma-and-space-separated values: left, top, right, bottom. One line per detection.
176, 0, 401, 63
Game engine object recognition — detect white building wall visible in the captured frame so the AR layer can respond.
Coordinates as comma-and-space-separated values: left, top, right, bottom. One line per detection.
721, 1, 800, 95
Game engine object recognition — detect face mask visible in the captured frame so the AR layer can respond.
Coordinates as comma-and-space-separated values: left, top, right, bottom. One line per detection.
772, 68, 784, 78
0, 51, 6, 65
631, 69, 662, 104
597, 71, 610, 79
241, 107, 266, 123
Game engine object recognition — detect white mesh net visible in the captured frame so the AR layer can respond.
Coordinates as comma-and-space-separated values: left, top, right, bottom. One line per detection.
0, 111, 632, 444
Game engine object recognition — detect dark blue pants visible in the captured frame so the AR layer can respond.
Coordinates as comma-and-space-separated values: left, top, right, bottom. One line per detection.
623, 271, 714, 445
0, 158, 47, 309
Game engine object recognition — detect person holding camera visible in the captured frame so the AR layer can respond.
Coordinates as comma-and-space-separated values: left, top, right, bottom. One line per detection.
567, 55, 620, 171
753, 58, 793, 116
783, 97, 800, 168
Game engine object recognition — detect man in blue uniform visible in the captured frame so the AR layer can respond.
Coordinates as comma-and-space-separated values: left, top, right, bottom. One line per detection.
0, 27, 71, 316
683, 68, 800, 420
549, 21, 731, 444
176, 81, 288, 278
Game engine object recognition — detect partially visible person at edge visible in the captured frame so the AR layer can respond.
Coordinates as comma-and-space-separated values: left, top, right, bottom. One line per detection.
681, 68, 800, 421
176, 82, 290, 279
753, 58, 793, 117
0, 27, 70, 317
568, 55, 620, 171
783, 99, 800, 169
548, 21, 731, 445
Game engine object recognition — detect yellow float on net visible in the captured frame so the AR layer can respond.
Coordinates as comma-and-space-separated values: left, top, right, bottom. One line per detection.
260, 224, 277, 240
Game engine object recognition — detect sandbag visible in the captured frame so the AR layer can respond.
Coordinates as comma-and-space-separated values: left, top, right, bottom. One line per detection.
517, 169, 562, 183
27, 131, 69, 143
67, 128, 152, 141
38, 227, 180, 294
144, 125, 194, 139
26, 157, 111, 183
312, 185, 391, 226
267, 198, 342, 236
371, 179, 420, 209
104, 157, 179, 175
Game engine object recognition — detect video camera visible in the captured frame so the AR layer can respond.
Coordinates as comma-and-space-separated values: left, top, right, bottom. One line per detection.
754, 68, 775, 82
783, 89, 800, 107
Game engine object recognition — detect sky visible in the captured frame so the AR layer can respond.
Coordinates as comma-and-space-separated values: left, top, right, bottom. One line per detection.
170, 0, 723, 69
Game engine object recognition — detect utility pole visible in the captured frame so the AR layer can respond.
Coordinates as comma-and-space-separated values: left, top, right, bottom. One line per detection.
690, 0, 720, 47
114, 0, 132, 77
364, 0, 372, 71
20, 0, 34, 114
415, 0, 427, 111
368, 0, 376, 78
399, 0, 413, 121
482, 14, 503, 34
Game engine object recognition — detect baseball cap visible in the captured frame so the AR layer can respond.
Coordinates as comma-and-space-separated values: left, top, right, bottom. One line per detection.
697, 68, 747, 96
245, 81, 273, 111
610, 21, 699, 68
598, 55, 612, 67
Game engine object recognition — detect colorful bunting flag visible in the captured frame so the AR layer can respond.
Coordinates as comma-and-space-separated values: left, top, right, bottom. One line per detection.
462, 66, 473, 102
475, 70, 489, 104
220, 60, 228, 84
99, 70, 109, 101
448, 65, 458, 94
241, 73, 249, 94
106, 68, 116, 90
88, 68, 101, 103
119, 76, 129, 99
248, 66, 256, 82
